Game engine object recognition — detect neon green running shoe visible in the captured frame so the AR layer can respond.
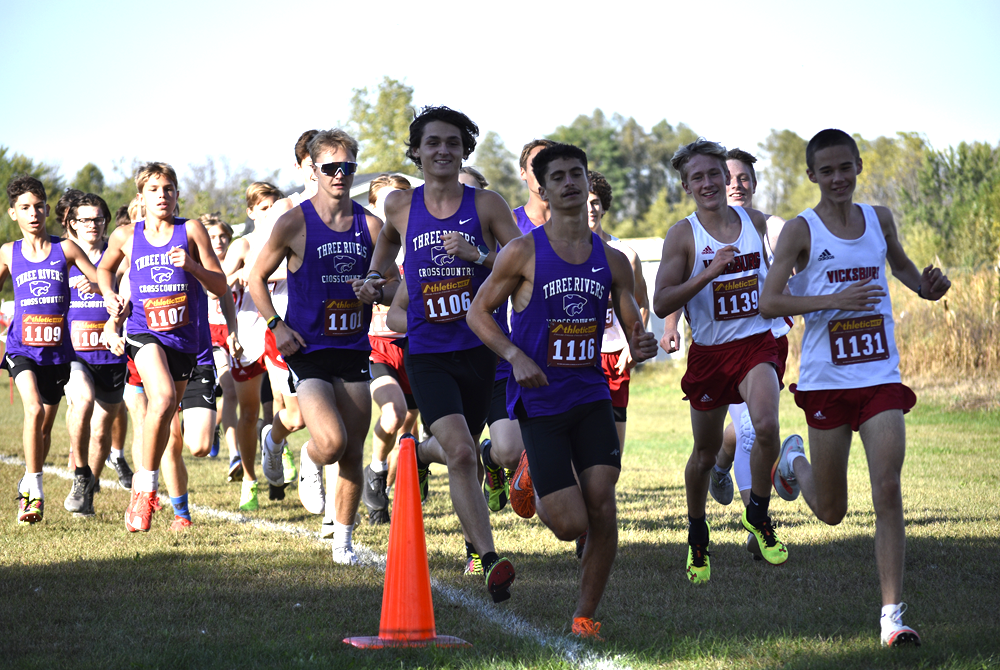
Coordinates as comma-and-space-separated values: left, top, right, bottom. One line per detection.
239, 480, 259, 512
282, 443, 297, 485
417, 464, 430, 503
17, 494, 44, 525
686, 521, 711, 584
482, 459, 509, 513
742, 508, 788, 565
464, 553, 483, 576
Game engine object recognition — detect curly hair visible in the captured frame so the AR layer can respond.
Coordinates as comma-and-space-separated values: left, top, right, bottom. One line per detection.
405, 106, 478, 169
587, 171, 612, 212
6, 175, 47, 208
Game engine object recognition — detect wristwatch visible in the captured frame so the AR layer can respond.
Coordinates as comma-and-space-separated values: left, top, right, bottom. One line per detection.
266, 315, 281, 330
474, 244, 490, 266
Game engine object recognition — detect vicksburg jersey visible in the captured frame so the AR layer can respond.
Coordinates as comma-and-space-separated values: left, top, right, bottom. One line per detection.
789, 204, 900, 391
7, 237, 74, 365
404, 185, 489, 355
285, 199, 373, 353
602, 237, 629, 353
507, 227, 612, 419
126, 219, 200, 353
684, 206, 771, 346
69, 246, 122, 365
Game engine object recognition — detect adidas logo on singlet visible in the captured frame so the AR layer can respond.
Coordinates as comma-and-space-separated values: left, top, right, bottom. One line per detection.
701, 245, 713, 255
817, 249, 835, 261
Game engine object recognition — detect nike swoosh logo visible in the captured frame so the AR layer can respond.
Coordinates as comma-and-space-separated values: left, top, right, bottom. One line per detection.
355, 231, 361, 236
512, 469, 527, 491
50, 260, 60, 265
591, 267, 601, 273
459, 218, 472, 225
202, 395, 214, 403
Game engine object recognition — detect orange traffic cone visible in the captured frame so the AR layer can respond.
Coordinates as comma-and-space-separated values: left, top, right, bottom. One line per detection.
344, 433, 470, 648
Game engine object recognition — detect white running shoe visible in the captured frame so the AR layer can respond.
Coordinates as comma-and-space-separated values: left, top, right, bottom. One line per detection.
298, 441, 325, 515
881, 603, 921, 647
332, 544, 358, 566
259, 424, 285, 486
772, 434, 804, 501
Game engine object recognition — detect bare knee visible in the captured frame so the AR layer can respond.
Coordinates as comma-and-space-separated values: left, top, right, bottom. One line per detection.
871, 473, 902, 514
752, 414, 779, 446
815, 502, 847, 526
446, 442, 479, 473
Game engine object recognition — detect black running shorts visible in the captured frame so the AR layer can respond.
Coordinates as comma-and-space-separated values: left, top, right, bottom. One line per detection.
405, 345, 495, 433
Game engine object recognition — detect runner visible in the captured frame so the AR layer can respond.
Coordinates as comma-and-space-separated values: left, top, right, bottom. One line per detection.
359, 106, 522, 601
761, 128, 950, 647
203, 213, 237, 462
468, 143, 657, 637
652, 138, 790, 583
249, 128, 393, 564
2, 176, 103, 523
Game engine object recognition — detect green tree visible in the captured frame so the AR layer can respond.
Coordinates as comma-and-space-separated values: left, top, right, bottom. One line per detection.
349, 77, 415, 173
757, 129, 818, 220
0, 145, 65, 237
549, 110, 628, 221
470, 131, 525, 208
70, 163, 106, 194
179, 157, 278, 230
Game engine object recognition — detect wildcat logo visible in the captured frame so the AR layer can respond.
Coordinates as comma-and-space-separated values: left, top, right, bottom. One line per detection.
29, 281, 49, 297
333, 255, 356, 273
562, 293, 587, 317
431, 246, 455, 266
79, 291, 96, 301
151, 267, 174, 284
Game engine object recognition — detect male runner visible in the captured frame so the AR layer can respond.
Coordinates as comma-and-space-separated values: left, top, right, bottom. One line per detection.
761, 128, 949, 647
250, 128, 391, 564
358, 106, 522, 601
652, 139, 789, 583
469, 143, 657, 637
3, 176, 102, 523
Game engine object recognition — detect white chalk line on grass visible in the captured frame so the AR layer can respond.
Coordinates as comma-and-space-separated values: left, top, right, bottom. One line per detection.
1, 454, 628, 669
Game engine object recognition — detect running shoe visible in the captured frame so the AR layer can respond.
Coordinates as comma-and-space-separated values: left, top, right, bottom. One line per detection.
772, 434, 804, 502
16, 494, 44, 525
881, 603, 921, 647
332, 545, 358, 566
282, 443, 297, 484
298, 442, 325, 514
485, 557, 515, 603
239, 480, 259, 512
482, 445, 509, 513
709, 467, 734, 506
745, 532, 762, 561
686, 521, 711, 585
125, 490, 157, 533
361, 464, 390, 525
259, 423, 284, 486
417, 463, 430, 503
464, 552, 483, 576
209, 425, 220, 458
571, 617, 604, 641
64, 473, 96, 517
227, 454, 243, 483
106, 455, 133, 490
509, 450, 535, 519
742, 509, 788, 565
169, 516, 192, 531
575, 530, 588, 559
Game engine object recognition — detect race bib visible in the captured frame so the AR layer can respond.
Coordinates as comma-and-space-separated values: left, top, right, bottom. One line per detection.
605, 307, 615, 328
828, 315, 889, 366
325, 299, 363, 336
145, 293, 190, 332
547, 320, 598, 368
22, 313, 64, 347
712, 275, 759, 321
71, 320, 107, 352
422, 277, 472, 324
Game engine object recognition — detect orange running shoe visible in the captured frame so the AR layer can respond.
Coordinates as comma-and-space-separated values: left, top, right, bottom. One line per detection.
572, 617, 604, 641
169, 516, 192, 531
509, 451, 535, 519
125, 490, 157, 532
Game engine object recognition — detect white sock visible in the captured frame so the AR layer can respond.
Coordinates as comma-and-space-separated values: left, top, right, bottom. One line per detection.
881, 603, 901, 626
135, 468, 158, 493
110, 448, 123, 461
333, 522, 354, 550
370, 457, 388, 473
23, 472, 43, 499
713, 464, 730, 474
264, 425, 285, 450
786, 450, 806, 474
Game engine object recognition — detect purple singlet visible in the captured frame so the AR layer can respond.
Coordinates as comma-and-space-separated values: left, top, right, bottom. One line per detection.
404, 185, 489, 355
513, 206, 539, 235
284, 199, 373, 353
68, 246, 123, 365
7, 237, 74, 365
506, 227, 612, 419
194, 284, 213, 366
125, 219, 200, 353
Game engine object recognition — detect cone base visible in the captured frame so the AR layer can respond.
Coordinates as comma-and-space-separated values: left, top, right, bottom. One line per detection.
343, 634, 471, 649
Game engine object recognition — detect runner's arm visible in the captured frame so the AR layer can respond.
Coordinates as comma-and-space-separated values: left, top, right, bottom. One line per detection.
877, 206, 951, 300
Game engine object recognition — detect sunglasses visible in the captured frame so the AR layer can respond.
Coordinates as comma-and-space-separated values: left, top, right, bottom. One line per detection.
317, 161, 358, 177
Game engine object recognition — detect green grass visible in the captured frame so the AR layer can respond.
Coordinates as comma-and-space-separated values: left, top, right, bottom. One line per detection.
0, 363, 998, 669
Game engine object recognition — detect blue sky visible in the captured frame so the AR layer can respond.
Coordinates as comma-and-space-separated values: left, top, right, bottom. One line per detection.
3, 0, 998, 187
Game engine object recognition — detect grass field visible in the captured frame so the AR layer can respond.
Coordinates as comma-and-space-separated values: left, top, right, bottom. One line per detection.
1, 363, 998, 669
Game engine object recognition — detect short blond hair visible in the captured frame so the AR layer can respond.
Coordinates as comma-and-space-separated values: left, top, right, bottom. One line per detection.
670, 138, 728, 182
367, 173, 412, 206
135, 162, 178, 192
246, 181, 284, 210
308, 129, 360, 163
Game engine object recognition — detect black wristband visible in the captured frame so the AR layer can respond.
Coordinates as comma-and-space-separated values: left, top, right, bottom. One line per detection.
376, 286, 384, 304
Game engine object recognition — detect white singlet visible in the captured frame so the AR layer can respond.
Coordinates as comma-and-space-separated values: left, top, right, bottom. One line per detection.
601, 237, 629, 353
788, 204, 901, 391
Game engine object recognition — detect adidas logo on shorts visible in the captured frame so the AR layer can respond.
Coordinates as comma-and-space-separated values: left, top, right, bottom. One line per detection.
813, 410, 826, 420
817, 249, 835, 261
700, 394, 713, 403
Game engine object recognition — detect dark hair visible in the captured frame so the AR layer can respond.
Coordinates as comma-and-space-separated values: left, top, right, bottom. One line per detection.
56, 188, 85, 226
806, 129, 860, 171
531, 144, 589, 188
115, 204, 132, 228
587, 170, 612, 211
295, 130, 319, 165
519, 139, 557, 170
6, 175, 47, 208
726, 148, 758, 187
405, 106, 478, 169
66, 193, 112, 239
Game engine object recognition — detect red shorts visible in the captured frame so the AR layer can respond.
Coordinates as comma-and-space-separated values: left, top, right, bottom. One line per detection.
600, 350, 630, 409
264, 329, 288, 371
210, 323, 228, 351
126, 357, 141, 386
231, 353, 266, 383
792, 382, 916, 431
682, 331, 780, 411
369, 335, 411, 394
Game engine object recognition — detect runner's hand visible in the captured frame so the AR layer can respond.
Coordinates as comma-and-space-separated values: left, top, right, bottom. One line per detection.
833, 277, 885, 312
630, 322, 658, 363
510, 351, 548, 388
920, 265, 951, 300
274, 320, 306, 358
659, 326, 681, 354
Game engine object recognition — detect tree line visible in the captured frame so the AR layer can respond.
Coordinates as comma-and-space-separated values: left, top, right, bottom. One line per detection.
4, 76, 998, 270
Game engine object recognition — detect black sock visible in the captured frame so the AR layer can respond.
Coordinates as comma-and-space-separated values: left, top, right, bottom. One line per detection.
688, 515, 709, 546
480, 551, 499, 572
75, 465, 92, 479
481, 442, 496, 470
465, 541, 477, 558
747, 491, 770, 526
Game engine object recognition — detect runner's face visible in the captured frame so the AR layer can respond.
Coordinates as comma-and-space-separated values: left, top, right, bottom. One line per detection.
414, 121, 464, 178
312, 147, 355, 198
141, 175, 178, 220
808, 145, 861, 203
539, 158, 588, 210
726, 159, 755, 209
297, 156, 317, 192
8, 192, 48, 234
587, 192, 604, 229
520, 146, 546, 197
70, 205, 105, 244
247, 196, 277, 222
209, 226, 231, 259
682, 155, 729, 211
